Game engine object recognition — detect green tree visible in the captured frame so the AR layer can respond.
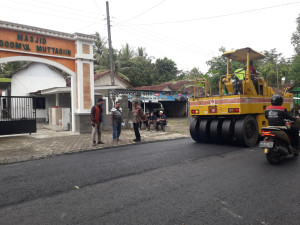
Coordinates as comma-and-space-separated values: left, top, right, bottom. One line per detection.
175, 68, 204, 81
291, 14, 300, 54
290, 14, 300, 86
118, 43, 135, 62
137, 47, 149, 59
176, 70, 189, 81
257, 49, 291, 88
93, 32, 110, 73
0, 61, 28, 78
189, 67, 204, 79
290, 55, 300, 86
152, 57, 178, 84
119, 56, 154, 87
206, 47, 243, 91
115, 43, 135, 73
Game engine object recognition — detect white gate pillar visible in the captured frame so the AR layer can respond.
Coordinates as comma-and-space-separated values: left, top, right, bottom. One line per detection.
71, 34, 96, 133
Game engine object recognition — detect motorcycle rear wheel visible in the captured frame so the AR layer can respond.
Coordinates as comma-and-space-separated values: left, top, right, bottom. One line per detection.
266, 151, 280, 164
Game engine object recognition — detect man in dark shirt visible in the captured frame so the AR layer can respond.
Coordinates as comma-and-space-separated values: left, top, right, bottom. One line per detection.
156, 111, 167, 131
147, 111, 157, 131
265, 95, 297, 126
265, 94, 299, 147
91, 98, 104, 146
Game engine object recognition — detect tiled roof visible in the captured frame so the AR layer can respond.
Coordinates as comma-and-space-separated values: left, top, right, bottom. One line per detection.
135, 80, 196, 94
94, 70, 111, 81
94, 70, 133, 88
67, 70, 133, 88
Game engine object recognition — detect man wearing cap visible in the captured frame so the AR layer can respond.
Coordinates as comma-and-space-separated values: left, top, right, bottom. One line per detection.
156, 111, 167, 131
91, 98, 104, 146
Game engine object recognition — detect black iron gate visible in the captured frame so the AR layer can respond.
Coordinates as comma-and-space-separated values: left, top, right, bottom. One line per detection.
0, 96, 36, 135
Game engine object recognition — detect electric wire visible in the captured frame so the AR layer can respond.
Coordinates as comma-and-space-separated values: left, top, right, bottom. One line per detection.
114, 24, 213, 58
115, 26, 166, 58
76, 0, 107, 32
121, 21, 217, 55
93, 0, 105, 17
114, 24, 218, 71
7, 0, 103, 20
31, 0, 101, 15
118, 1, 300, 26
124, 0, 167, 22
1, 5, 104, 24
116, 26, 213, 57
76, 22, 101, 32
112, 18, 217, 57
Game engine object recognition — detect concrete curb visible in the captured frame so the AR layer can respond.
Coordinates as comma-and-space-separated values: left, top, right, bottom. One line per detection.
0, 136, 190, 165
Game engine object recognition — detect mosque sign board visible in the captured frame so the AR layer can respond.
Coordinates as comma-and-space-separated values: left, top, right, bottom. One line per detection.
0, 30, 75, 57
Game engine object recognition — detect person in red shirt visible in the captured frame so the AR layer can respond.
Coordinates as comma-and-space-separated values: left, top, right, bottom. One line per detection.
244, 60, 259, 93
265, 95, 300, 148
243, 60, 258, 75
249, 60, 258, 75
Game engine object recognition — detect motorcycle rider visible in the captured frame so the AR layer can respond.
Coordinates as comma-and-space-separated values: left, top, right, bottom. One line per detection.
265, 94, 300, 148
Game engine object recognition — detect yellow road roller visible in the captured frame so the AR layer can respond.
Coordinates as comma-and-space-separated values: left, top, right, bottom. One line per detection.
189, 47, 294, 147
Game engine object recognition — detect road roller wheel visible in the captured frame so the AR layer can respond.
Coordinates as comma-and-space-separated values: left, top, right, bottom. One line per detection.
221, 119, 235, 144
210, 119, 223, 144
190, 118, 201, 142
199, 119, 211, 142
234, 115, 258, 147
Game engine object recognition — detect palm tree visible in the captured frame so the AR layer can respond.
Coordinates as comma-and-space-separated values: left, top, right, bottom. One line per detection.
93, 32, 110, 73
118, 43, 135, 63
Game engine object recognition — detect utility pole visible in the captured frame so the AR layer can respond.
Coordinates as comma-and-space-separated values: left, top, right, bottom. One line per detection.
106, 1, 114, 86
276, 67, 279, 90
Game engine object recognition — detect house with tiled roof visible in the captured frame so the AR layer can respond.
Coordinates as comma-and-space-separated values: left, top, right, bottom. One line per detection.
94, 70, 132, 89
135, 80, 195, 117
1, 63, 133, 127
135, 80, 195, 97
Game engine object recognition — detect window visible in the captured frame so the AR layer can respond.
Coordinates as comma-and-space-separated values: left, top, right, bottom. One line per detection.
33, 97, 45, 109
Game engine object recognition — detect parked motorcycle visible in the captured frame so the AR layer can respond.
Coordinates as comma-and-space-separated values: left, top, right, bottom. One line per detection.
259, 119, 300, 164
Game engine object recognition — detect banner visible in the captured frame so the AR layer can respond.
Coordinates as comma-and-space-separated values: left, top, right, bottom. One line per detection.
115, 90, 187, 102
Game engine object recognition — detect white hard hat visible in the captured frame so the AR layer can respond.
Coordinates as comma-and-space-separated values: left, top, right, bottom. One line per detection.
159, 111, 163, 113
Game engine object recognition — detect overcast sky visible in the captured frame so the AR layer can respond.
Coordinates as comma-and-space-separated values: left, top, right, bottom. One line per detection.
1, 0, 299, 73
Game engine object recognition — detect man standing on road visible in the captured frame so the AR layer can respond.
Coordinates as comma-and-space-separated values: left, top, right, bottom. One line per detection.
111, 101, 123, 142
91, 98, 104, 146
133, 100, 144, 142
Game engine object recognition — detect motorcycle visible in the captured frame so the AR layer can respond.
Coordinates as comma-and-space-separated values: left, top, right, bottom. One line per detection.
259, 119, 300, 164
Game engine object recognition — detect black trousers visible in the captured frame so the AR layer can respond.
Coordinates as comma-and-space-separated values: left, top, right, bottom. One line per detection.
133, 123, 141, 140
233, 80, 242, 95
156, 122, 166, 131
139, 121, 148, 129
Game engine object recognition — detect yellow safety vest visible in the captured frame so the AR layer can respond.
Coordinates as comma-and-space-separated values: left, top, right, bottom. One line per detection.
234, 68, 245, 80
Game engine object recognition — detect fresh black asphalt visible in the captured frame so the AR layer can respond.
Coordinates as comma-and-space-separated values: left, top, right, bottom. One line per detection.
0, 138, 299, 224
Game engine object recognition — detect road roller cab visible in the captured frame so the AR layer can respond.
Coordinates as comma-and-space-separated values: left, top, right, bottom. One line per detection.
189, 47, 294, 147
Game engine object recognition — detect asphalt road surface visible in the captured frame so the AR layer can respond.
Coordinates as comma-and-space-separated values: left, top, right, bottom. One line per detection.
0, 138, 299, 225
